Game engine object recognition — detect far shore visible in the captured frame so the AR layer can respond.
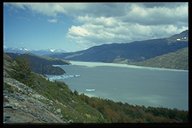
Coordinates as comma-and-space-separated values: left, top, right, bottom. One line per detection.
55, 60, 188, 72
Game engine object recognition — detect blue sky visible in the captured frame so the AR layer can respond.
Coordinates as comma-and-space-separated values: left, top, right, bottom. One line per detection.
4, 4, 80, 52
3, 3, 188, 52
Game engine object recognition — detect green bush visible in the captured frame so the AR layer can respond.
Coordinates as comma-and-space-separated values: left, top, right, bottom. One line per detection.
10, 56, 34, 86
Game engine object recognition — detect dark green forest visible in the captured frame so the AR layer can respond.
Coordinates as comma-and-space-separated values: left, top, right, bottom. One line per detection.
7, 53, 69, 75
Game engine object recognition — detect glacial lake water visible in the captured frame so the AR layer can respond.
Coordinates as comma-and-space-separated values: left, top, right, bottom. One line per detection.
47, 61, 188, 111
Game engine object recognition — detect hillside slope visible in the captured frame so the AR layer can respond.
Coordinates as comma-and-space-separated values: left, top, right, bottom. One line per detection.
3, 54, 188, 123
50, 30, 188, 63
6, 53, 70, 75
3, 53, 105, 123
114, 48, 188, 70
132, 48, 188, 70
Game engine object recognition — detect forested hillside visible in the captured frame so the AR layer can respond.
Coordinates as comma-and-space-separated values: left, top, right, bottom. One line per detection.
3, 53, 188, 123
6, 53, 70, 75
114, 47, 188, 70
132, 48, 188, 70
49, 30, 188, 64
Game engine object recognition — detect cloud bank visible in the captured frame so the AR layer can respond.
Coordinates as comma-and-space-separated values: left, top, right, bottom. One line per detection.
6, 2, 188, 50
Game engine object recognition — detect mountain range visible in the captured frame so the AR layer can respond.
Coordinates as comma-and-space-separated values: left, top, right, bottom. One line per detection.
5, 30, 188, 70
3, 30, 188, 123
49, 30, 188, 64
4, 48, 67, 56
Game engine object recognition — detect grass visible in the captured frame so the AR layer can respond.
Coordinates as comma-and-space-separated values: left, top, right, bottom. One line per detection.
133, 48, 188, 70
28, 73, 106, 123
4, 53, 188, 123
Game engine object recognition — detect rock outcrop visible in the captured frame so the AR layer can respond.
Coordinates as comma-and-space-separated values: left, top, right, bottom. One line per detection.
3, 77, 65, 123
3, 53, 66, 123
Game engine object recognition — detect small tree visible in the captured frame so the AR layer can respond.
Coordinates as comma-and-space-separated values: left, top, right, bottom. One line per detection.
11, 56, 33, 86
74, 90, 78, 96
16, 57, 31, 79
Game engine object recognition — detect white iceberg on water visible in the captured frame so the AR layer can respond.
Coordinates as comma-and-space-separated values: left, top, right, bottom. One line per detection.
85, 89, 95, 92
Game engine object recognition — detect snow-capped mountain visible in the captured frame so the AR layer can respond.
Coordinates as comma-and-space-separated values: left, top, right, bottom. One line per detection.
4, 47, 30, 54
167, 30, 188, 42
30, 49, 67, 55
4, 47, 66, 55
48, 49, 67, 53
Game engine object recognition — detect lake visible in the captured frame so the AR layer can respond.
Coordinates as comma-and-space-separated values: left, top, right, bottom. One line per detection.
47, 61, 188, 111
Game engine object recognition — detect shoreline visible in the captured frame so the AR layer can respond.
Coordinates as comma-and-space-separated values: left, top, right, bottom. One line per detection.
56, 60, 188, 72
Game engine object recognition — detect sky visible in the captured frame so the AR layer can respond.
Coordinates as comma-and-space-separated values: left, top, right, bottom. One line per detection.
3, 2, 188, 52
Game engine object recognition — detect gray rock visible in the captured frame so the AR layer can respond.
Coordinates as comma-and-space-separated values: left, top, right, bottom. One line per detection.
14, 102, 19, 107
56, 109, 61, 114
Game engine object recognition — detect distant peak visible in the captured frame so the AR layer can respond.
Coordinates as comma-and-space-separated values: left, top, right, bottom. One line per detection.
49, 49, 55, 52
180, 30, 188, 33
167, 30, 188, 43
19, 47, 29, 51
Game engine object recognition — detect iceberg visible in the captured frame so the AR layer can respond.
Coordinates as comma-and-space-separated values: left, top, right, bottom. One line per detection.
85, 89, 95, 92
74, 75, 80, 77
46, 74, 80, 81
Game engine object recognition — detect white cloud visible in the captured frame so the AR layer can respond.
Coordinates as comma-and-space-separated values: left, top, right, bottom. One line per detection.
66, 3, 188, 49
7, 3, 188, 23
48, 18, 58, 23
6, 2, 188, 50
122, 3, 188, 25
77, 16, 119, 27
68, 26, 92, 37
6, 3, 89, 17
67, 15, 187, 49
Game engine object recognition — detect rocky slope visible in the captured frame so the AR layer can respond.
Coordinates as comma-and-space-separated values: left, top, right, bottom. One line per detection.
3, 54, 105, 123
3, 53, 188, 123
3, 54, 64, 123
4, 78, 64, 123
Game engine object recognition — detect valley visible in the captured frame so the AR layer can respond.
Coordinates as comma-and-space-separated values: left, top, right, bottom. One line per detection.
48, 30, 188, 70
3, 2, 189, 124
3, 53, 188, 123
